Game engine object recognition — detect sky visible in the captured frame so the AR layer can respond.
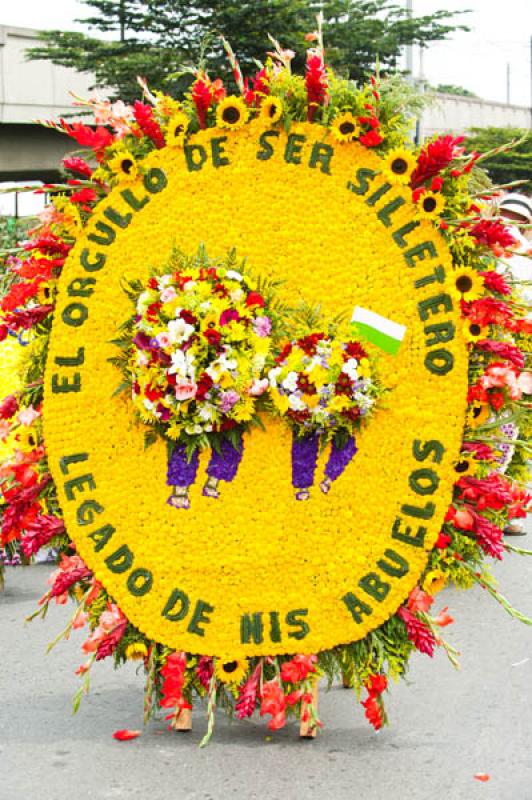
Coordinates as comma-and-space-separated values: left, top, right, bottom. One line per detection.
0, 0, 531, 106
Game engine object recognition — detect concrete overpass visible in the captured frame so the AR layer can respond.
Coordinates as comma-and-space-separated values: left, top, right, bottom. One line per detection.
0, 25, 93, 182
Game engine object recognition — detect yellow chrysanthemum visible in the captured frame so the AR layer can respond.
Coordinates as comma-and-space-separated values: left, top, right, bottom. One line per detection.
214, 659, 249, 685
328, 394, 350, 412
329, 112, 360, 143
272, 390, 290, 414
381, 148, 417, 185
449, 267, 485, 303
304, 393, 321, 409
216, 96, 249, 130
423, 569, 447, 595
166, 111, 190, 147
259, 96, 283, 125
108, 150, 139, 184
125, 642, 149, 661
416, 191, 445, 220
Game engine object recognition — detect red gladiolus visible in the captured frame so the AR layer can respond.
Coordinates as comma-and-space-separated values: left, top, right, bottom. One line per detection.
59, 119, 114, 157
260, 679, 287, 730
280, 654, 317, 684
113, 729, 141, 741
1, 281, 40, 312
20, 514, 65, 558
0, 325, 7, 342
433, 607, 454, 627
461, 441, 496, 461
305, 53, 328, 121
63, 156, 93, 178
1, 304, 54, 330
160, 651, 188, 709
407, 586, 433, 613
366, 674, 387, 695
236, 663, 261, 719
70, 188, 98, 206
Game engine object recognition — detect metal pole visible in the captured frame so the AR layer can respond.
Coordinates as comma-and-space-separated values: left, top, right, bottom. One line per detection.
506, 62, 510, 105
405, 0, 413, 78
119, 0, 126, 42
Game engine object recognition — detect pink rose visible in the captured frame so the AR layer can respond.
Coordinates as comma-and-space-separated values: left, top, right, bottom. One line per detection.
17, 405, 41, 426
252, 316, 272, 338
160, 287, 177, 303
248, 378, 269, 396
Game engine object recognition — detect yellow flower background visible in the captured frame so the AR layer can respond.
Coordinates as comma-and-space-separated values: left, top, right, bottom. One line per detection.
43, 123, 468, 659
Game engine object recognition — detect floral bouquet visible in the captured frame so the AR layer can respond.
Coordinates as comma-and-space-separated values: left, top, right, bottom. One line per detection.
268, 328, 382, 499
114, 247, 282, 508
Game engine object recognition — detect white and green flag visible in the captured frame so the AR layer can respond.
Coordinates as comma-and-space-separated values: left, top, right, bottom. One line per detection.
351, 306, 406, 356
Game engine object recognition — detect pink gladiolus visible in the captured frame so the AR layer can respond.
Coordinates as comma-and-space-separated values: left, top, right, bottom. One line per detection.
407, 586, 433, 613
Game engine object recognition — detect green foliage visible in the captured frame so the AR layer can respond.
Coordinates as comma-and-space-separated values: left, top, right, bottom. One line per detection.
435, 83, 476, 97
466, 127, 532, 193
28, 0, 467, 101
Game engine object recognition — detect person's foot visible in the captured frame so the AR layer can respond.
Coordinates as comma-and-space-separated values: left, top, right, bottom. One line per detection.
503, 523, 526, 536
167, 488, 190, 509
295, 489, 310, 501
320, 477, 332, 494
203, 477, 220, 499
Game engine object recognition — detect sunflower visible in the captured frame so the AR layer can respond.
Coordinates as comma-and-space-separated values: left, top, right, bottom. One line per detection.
36, 282, 54, 305
416, 190, 445, 220
423, 569, 447, 595
260, 96, 283, 125
381, 148, 416, 185
462, 320, 488, 344
449, 267, 485, 303
453, 457, 473, 476
15, 427, 38, 451
214, 659, 249, 685
466, 402, 490, 428
329, 112, 360, 143
216, 96, 249, 130
166, 111, 190, 147
108, 150, 139, 183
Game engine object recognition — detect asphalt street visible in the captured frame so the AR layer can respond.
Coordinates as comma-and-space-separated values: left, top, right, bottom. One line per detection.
1, 520, 531, 800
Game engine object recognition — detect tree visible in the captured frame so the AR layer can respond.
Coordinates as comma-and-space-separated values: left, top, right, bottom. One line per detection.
466, 127, 532, 193
28, 0, 468, 101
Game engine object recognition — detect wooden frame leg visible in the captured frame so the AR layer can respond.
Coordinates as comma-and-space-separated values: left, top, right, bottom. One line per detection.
174, 706, 192, 731
299, 683, 319, 739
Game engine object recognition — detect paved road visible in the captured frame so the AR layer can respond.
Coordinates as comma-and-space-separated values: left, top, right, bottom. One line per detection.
1, 522, 531, 800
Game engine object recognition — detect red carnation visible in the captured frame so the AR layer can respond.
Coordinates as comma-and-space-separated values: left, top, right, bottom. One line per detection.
435, 531, 452, 549
345, 341, 368, 360
70, 188, 98, 206
245, 291, 265, 308
203, 328, 221, 347
0, 394, 19, 420
195, 372, 213, 400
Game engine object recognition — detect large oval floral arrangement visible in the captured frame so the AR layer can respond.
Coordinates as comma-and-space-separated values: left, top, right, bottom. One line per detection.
0, 25, 530, 743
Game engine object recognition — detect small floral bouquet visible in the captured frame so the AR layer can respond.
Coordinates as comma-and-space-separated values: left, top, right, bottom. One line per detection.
114, 247, 283, 508
268, 327, 382, 499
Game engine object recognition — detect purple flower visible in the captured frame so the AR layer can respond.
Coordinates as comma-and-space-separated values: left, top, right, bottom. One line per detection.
220, 390, 240, 413
207, 436, 244, 482
167, 445, 199, 487
252, 316, 272, 337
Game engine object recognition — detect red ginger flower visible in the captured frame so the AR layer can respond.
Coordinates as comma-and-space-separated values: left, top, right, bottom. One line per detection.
2, 304, 54, 331
468, 219, 516, 251
133, 101, 165, 149
235, 663, 262, 719
468, 509, 505, 559
410, 135, 465, 188
50, 563, 92, 598
280, 654, 317, 684
24, 234, 71, 258
305, 52, 328, 121
462, 297, 514, 328
461, 441, 496, 461
191, 73, 225, 129
480, 270, 512, 296
397, 607, 436, 656
457, 472, 515, 512
196, 656, 213, 691
21, 514, 65, 558
475, 339, 525, 369
96, 619, 128, 660
63, 155, 93, 178
260, 679, 287, 730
